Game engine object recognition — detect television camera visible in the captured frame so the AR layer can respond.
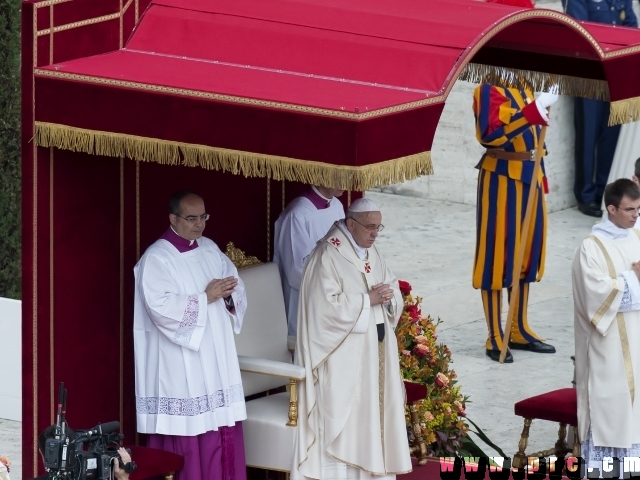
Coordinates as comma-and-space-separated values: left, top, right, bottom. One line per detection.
43, 383, 137, 479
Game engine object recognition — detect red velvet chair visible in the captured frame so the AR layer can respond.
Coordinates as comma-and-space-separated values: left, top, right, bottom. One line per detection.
404, 381, 429, 466
126, 445, 185, 480
512, 388, 579, 468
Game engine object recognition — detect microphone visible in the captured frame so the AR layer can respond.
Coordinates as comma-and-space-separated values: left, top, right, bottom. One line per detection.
75, 421, 120, 438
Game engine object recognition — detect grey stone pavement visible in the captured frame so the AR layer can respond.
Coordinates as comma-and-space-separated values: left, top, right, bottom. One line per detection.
369, 190, 596, 461
0, 419, 20, 480
0, 192, 598, 479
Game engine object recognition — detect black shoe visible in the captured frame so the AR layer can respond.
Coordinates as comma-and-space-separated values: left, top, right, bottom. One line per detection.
578, 202, 603, 218
485, 349, 513, 363
509, 341, 556, 353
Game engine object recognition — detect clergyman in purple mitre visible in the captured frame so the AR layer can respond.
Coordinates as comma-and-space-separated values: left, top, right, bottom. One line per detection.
133, 190, 248, 480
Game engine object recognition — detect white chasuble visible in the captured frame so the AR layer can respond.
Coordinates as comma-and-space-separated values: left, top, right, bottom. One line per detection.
573, 228, 640, 448
274, 197, 345, 336
292, 224, 412, 479
134, 236, 247, 436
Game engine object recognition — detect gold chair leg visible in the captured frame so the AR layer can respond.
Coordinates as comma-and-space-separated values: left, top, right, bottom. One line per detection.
554, 423, 568, 457
286, 379, 299, 427
572, 427, 581, 458
513, 418, 532, 469
409, 402, 428, 466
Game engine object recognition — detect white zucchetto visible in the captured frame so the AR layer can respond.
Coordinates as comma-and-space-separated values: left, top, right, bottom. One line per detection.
347, 197, 380, 213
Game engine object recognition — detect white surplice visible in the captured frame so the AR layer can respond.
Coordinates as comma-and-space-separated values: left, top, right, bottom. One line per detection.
273, 194, 345, 336
134, 236, 247, 436
573, 220, 640, 453
292, 223, 412, 480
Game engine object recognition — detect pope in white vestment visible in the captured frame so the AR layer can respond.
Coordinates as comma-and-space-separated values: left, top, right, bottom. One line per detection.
274, 185, 345, 336
573, 179, 640, 477
292, 198, 412, 480
134, 191, 248, 480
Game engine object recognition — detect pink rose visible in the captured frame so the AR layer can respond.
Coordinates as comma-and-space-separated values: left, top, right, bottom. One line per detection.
414, 344, 429, 357
435, 372, 449, 388
423, 411, 434, 422
401, 350, 412, 357
415, 335, 429, 345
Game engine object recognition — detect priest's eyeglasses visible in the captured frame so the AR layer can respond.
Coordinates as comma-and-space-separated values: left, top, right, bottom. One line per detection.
175, 213, 210, 223
350, 218, 385, 232
613, 206, 640, 214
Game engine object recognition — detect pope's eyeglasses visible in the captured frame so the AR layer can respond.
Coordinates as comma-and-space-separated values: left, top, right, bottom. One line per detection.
175, 213, 210, 223
350, 217, 385, 232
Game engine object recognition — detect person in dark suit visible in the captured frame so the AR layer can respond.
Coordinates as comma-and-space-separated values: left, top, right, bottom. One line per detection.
563, 0, 638, 217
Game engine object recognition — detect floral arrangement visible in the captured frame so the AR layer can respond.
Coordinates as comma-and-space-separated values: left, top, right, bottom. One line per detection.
395, 280, 469, 456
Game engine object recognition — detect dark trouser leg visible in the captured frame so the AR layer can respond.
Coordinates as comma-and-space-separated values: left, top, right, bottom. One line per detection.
574, 98, 600, 205
594, 101, 621, 202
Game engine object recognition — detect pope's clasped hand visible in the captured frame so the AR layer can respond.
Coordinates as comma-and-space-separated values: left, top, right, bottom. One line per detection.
369, 283, 393, 306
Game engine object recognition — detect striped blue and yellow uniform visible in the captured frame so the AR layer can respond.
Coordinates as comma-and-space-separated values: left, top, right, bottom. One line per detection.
472, 83, 548, 350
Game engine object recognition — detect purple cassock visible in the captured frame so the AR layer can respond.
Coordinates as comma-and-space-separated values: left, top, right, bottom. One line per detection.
148, 227, 247, 480
301, 186, 332, 210
159, 227, 200, 253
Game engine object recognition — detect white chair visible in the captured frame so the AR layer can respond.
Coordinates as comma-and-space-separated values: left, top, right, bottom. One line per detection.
236, 262, 305, 473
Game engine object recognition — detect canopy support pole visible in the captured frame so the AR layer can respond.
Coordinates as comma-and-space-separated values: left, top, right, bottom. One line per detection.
499, 122, 549, 364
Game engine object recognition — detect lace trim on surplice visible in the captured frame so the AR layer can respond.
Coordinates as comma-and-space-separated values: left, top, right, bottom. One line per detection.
136, 384, 244, 416
621, 277, 632, 311
173, 294, 200, 346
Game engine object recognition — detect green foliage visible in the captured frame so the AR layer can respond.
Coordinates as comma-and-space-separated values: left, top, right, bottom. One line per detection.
0, 0, 21, 298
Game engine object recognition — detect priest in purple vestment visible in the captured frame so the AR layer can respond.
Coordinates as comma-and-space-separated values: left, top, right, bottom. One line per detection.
134, 190, 248, 480
273, 185, 345, 336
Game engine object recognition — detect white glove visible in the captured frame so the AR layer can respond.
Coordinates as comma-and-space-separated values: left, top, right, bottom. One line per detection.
536, 85, 559, 109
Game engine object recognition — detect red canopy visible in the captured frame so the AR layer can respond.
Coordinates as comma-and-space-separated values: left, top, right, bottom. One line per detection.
20, 0, 640, 476
32, 0, 640, 190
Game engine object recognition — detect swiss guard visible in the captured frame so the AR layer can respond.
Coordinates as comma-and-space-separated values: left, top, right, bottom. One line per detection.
473, 0, 559, 362
472, 74, 558, 363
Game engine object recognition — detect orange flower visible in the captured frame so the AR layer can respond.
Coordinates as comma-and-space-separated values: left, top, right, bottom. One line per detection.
423, 411, 434, 422
454, 400, 466, 414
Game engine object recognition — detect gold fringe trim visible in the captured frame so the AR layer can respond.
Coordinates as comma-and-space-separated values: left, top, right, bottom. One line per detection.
460, 63, 610, 101
461, 63, 640, 126
34, 122, 433, 191
610, 96, 640, 126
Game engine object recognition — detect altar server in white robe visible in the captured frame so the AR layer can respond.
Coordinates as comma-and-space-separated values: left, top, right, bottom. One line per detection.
573, 179, 640, 477
274, 185, 345, 336
292, 197, 412, 480
134, 190, 248, 480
